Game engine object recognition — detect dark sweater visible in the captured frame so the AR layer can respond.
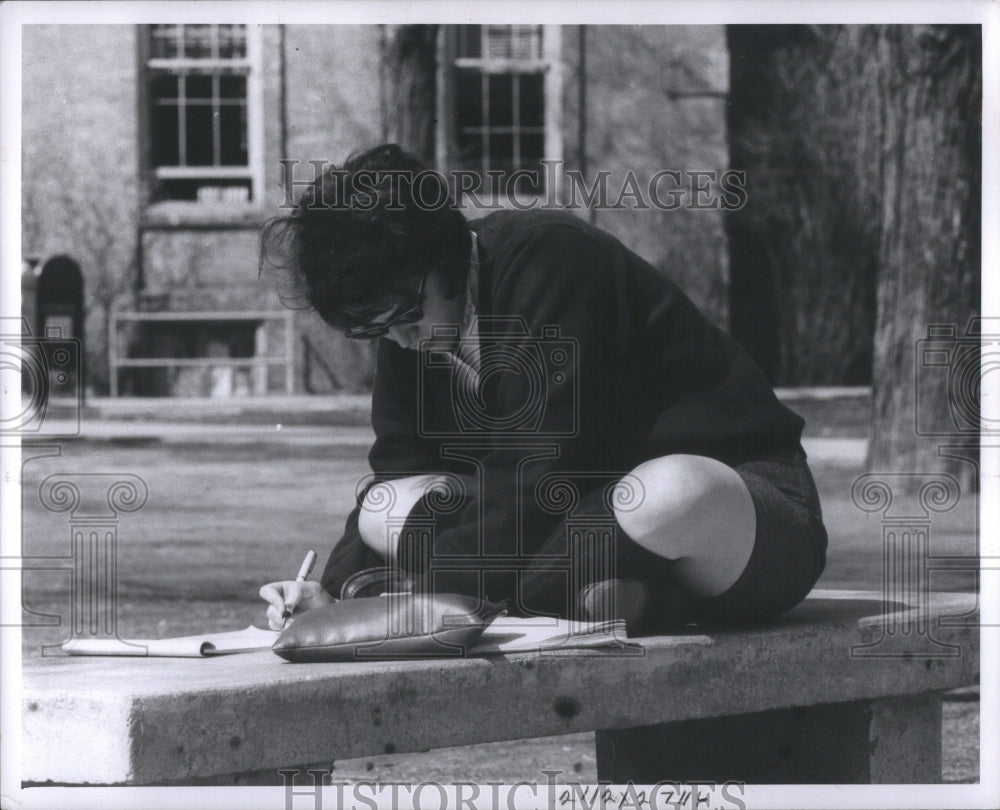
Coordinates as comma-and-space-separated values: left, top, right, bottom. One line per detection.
320, 210, 804, 598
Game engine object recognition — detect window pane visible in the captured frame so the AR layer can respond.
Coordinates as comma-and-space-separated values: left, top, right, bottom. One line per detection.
218, 75, 246, 99
219, 104, 248, 166
186, 104, 214, 165
186, 74, 213, 100
485, 25, 542, 60
518, 132, 545, 193
486, 26, 511, 59
151, 103, 179, 166
455, 68, 482, 128
518, 73, 544, 127
455, 26, 481, 59
488, 132, 514, 171
183, 25, 214, 58
511, 26, 543, 60
150, 25, 179, 59
520, 132, 545, 163
149, 74, 179, 101
217, 25, 247, 58
488, 74, 513, 127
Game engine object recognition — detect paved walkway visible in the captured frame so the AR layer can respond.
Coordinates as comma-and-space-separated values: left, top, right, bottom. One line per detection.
27, 390, 870, 463
42, 394, 372, 425
799, 437, 868, 465
28, 421, 867, 464
30, 419, 375, 447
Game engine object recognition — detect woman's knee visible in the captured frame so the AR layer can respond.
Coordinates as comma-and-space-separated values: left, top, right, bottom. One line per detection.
612, 454, 755, 557
358, 474, 452, 559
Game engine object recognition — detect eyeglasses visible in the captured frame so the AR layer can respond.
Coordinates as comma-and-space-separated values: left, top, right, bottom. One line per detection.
343, 273, 428, 340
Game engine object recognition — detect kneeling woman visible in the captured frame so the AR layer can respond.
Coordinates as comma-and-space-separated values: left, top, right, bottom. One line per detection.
259, 144, 827, 634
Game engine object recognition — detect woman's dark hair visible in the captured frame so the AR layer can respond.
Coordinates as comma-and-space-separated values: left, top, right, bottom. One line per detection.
260, 144, 471, 330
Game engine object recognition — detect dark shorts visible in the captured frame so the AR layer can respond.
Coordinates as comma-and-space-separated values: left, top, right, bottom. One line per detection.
695, 450, 828, 624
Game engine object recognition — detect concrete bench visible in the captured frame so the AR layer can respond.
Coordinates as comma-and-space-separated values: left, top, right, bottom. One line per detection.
21, 589, 978, 786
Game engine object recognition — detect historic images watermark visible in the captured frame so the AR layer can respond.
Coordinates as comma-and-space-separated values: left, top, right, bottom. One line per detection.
278, 160, 748, 213
279, 769, 747, 810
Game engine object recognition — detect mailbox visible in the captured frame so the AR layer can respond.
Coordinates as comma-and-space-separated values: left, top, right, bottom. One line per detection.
35, 255, 84, 398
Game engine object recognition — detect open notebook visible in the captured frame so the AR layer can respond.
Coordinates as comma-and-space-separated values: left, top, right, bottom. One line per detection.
61, 616, 635, 658
473, 615, 635, 654
61, 625, 280, 658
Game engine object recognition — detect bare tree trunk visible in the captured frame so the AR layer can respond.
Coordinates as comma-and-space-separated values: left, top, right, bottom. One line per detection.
868, 25, 981, 484
379, 25, 439, 164
725, 26, 881, 385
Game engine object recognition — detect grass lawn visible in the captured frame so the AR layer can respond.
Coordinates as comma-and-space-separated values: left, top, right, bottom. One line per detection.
16, 393, 980, 783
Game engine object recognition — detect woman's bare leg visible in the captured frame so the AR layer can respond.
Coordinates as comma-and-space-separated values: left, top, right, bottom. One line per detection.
357, 474, 453, 563
613, 454, 756, 597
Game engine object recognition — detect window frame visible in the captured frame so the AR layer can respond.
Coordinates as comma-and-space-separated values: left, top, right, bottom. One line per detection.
436, 25, 563, 203
140, 24, 264, 206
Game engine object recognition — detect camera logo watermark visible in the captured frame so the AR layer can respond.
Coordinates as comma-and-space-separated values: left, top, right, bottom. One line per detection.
417, 318, 577, 439
0, 317, 82, 438
915, 317, 1000, 437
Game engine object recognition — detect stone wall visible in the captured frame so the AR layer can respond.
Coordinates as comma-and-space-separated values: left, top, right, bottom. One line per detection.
561, 25, 730, 325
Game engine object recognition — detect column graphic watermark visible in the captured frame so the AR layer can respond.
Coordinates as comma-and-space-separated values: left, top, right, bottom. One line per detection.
36, 473, 148, 655
850, 473, 963, 658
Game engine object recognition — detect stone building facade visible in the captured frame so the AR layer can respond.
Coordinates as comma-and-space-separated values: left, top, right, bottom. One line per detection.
21, 24, 729, 396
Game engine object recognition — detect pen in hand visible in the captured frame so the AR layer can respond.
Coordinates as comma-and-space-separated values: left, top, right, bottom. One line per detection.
281, 549, 318, 624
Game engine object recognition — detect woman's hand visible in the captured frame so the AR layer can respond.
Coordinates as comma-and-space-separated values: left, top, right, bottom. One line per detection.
259, 580, 336, 630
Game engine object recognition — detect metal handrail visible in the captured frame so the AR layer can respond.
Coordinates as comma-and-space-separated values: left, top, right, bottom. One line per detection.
109, 309, 295, 397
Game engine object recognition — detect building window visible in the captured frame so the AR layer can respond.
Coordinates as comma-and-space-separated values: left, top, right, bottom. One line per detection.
146, 24, 261, 203
442, 25, 561, 198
